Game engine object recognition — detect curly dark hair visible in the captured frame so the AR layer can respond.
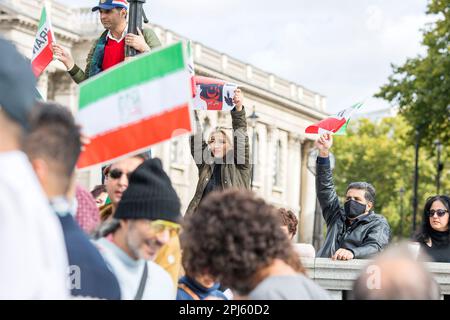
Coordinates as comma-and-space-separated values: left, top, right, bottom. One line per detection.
415, 195, 450, 244
278, 208, 298, 237
181, 189, 304, 295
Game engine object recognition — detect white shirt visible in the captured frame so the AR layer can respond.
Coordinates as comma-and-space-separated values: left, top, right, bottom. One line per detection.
95, 237, 175, 300
0, 151, 69, 299
107, 25, 128, 43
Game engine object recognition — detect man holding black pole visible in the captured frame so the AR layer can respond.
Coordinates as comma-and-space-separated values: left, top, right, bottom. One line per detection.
53, 0, 161, 84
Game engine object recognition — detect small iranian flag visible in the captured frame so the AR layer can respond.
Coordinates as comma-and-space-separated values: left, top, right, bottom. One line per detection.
76, 42, 193, 169
305, 103, 363, 135
31, 6, 55, 77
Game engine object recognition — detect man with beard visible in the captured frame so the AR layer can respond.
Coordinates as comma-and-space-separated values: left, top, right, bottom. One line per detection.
95, 158, 181, 299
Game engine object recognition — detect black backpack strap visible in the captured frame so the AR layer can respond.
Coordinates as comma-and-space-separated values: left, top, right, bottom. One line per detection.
134, 262, 148, 300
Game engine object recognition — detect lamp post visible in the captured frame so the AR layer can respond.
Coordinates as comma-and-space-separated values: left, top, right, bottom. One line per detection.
412, 127, 420, 235
126, 0, 149, 57
434, 139, 443, 195
247, 106, 259, 189
399, 187, 405, 238
308, 147, 335, 250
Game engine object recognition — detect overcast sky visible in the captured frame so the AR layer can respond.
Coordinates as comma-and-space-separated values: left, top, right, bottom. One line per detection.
58, 0, 432, 114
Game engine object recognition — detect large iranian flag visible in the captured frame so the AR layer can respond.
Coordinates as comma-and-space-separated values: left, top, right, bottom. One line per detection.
305, 102, 363, 135
77, 42, 193, 169
31, 6, 55, 77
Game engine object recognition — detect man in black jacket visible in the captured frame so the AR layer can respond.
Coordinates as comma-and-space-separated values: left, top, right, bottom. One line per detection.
315, 133, 390, 260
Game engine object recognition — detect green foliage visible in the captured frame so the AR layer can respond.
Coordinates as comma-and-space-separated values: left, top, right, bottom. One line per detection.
375, 0, 450, 150
332, 116, 450, 240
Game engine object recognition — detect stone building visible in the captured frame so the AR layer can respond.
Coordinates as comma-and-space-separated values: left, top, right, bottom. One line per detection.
0, 0, 329, 243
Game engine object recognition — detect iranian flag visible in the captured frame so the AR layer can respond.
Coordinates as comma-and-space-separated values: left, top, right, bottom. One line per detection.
31, 6, 55, 77
76, 42, 193, 169
186, 40, 196, 97
305, 103, 363, 135
193, 76, 238, 111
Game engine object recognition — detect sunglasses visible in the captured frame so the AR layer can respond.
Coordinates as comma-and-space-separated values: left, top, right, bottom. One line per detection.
108, 169, 132, 180
147, 220, 181, 235
428, 209, 449, 218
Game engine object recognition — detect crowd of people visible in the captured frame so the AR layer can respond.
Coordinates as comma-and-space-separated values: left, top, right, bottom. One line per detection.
0, 0, 448, 300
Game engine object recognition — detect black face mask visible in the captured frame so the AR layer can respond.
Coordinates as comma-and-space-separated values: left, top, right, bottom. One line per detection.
344, 199, 367, 219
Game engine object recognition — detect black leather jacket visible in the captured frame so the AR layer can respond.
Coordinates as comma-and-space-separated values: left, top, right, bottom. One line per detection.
316, 157, 391, 259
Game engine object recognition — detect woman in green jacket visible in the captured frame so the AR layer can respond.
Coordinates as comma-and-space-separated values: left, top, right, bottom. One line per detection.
186, 88, 251, 216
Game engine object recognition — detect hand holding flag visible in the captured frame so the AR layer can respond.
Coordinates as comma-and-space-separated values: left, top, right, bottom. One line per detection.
31, 6, 55, 77
314, 133, 333, 158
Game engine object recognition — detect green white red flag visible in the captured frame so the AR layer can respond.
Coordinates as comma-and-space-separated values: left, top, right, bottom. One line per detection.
31, 6, 55, 77
305, 103, 363, 135
76, 42, 193, 169
186, 40, 196, 97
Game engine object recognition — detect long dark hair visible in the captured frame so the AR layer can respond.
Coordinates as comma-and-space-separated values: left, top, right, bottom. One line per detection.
415, 195, 450, 244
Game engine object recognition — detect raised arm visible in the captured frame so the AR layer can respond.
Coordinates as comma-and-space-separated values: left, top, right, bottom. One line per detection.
315, 134, 342, 227
231, 88, 250, 170
190, 110, 208, 169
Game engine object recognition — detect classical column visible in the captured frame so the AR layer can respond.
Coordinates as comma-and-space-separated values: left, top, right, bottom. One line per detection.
36, 70, 49, 101
286, 132, 303, 233
299, 139, 316, 244
264, 125, 276, 200
50, 71, 77, 114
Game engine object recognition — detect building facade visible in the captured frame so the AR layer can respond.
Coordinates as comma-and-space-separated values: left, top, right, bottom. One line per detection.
0, 0, 329, 244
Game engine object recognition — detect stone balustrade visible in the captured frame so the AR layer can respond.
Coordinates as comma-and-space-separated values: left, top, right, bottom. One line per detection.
301, 257, 450, 300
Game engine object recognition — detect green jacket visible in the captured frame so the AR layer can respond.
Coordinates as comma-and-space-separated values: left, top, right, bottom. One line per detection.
186, 108, 251, 216
68, 28, 161, 84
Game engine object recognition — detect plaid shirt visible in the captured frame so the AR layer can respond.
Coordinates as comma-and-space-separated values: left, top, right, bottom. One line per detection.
75, 185, 100, 235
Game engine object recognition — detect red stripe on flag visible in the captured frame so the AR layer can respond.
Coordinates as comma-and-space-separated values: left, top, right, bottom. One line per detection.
305, 118, 347, 134
32, 46, 53, 77
77, 104, 192, 169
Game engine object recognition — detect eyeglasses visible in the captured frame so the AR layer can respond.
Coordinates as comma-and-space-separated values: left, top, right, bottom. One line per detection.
147, 220, 181, 235
428, 209, 449, 218
108, 169, 132, 180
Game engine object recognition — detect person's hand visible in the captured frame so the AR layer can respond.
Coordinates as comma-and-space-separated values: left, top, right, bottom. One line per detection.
314, 133, 333, 157
332, 248, 354, 261
125, 28, 150, 53
52, 44, 75, 70
233, 88, 244, 112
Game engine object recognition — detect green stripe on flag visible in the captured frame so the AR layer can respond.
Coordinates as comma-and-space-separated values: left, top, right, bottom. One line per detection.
335, 102, 363, 135
79, 42, 185, 109
39, 7, 46, 29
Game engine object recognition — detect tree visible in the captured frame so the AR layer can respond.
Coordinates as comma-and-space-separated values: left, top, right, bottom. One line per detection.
332, 116, 449, 240
375, 0, 450, 150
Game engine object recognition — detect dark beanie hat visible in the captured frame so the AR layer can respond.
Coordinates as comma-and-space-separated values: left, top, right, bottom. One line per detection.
0, 37, 37, 130
114, 158, 181, 223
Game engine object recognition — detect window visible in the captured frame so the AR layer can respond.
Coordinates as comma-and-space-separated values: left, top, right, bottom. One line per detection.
253, 133, 260, 183
170, 138, 184, 164
272, 139, 282, 187
170, 139, 179, 163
